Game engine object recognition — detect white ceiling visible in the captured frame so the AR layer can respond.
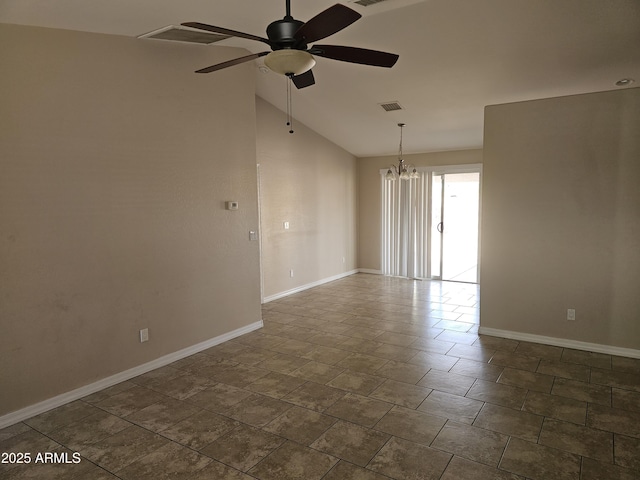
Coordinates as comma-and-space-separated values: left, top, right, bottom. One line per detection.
2, 0, 639, 157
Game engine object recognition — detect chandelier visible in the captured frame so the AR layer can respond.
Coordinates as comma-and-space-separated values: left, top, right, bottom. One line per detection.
385, 123, 418, 181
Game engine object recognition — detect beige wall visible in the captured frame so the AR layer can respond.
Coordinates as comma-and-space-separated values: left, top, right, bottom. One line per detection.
0, 24, 262, 416
481, 88, 640, 350
256, 97, 357, 299
357, 149, 483, 271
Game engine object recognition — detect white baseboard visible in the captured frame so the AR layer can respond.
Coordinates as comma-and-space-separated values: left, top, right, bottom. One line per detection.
479, 327, 640, 359
0, 320, 263, 430
357, 269, 382, 275
263, 270, 359, 303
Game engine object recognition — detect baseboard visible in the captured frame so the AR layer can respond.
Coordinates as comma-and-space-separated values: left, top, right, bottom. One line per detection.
357, 269, 382, 275
0, 320, 263, 429
262, 270, 359, 303
478, 327, 640, 359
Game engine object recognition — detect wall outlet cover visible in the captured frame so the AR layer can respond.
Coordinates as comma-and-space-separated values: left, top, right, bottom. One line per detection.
140, 328, 149, 342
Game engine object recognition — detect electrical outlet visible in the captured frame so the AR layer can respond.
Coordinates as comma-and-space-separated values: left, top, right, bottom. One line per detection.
289, 269, 294, 278
284, 221, 290, 230
567, 309, 576, 321
140, 328, 149, 342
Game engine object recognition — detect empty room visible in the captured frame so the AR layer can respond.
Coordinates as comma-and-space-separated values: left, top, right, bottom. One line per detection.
1, 1, 639, 479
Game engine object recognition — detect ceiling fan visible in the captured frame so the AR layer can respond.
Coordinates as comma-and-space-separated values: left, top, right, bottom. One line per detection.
182, 1, 399, 89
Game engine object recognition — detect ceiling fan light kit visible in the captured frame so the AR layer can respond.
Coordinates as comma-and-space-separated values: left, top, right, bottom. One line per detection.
264, 50, 316, 76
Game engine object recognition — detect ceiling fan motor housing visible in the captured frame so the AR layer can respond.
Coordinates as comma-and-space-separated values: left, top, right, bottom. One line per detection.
267, 17, 306, 49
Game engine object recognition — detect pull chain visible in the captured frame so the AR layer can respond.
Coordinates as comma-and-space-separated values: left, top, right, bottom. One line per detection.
286, 74, 294, 134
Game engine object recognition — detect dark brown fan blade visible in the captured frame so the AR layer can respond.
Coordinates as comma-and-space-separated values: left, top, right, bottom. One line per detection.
182, 22, 272, 46
311, 45, 399, 68
294, 4, 361, 44
195, 52, 270, 73
291, 69, 315, 89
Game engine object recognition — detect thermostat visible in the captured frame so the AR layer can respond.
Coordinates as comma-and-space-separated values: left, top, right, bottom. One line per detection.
226, 201, 239, 210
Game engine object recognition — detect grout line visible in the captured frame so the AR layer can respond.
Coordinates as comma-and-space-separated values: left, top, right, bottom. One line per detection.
497, 435, 513, 472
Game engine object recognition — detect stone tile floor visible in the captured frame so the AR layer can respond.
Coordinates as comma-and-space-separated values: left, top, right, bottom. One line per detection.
1, 274, 639, 479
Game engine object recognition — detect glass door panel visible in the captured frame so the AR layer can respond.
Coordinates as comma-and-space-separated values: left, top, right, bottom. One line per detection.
441, 172, 480, 283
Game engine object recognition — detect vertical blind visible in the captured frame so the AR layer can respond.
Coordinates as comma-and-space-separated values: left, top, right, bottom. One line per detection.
381, 171, 429, 278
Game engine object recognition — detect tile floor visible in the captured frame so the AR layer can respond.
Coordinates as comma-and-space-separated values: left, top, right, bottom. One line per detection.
2, 274, 640, 480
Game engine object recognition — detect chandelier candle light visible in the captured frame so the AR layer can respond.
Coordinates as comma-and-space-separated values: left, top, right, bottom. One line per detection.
386, 123, 418, 181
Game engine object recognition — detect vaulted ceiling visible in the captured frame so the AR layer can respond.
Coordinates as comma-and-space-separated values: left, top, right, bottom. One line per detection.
2, 0, 639, 156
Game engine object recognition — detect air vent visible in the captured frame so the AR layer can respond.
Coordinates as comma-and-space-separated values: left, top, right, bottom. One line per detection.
353, 0, 389, 6
138, 26, 231, 44
379, 101, 403, 112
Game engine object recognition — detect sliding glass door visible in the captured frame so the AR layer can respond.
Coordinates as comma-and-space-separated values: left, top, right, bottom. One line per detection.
382, 164, 481, 283
432, 171, 480, 282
